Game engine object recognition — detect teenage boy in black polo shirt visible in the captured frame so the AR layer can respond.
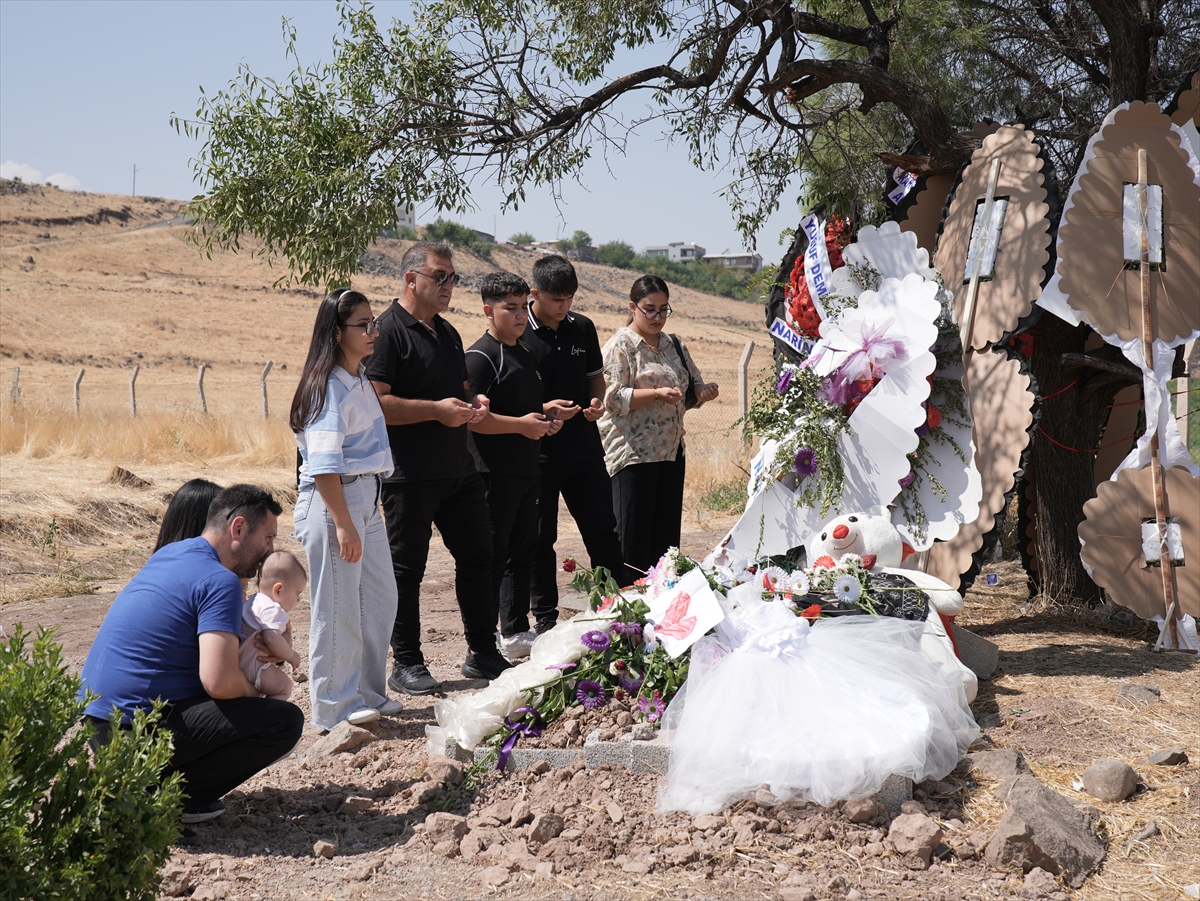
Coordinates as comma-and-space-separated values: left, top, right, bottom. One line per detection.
465, 272, 562, 660
367, 242, 514, 694
520, 255, 632, 631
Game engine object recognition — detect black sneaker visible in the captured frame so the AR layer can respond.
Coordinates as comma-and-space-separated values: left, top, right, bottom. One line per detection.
534, 619, 558, 635
388, 663, 442, 696
461, 651, 515, 681
174, 827, 200, 847
181, 800, 225, 824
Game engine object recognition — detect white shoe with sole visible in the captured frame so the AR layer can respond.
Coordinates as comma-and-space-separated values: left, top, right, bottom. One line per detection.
347, 707, 380, 726
497, 630, 537, 661
377, 698, 403, 716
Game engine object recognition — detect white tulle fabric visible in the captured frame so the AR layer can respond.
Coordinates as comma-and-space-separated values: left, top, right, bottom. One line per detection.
657, 594, 978, 815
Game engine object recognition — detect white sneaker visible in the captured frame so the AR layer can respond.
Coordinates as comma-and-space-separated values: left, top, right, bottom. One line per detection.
347, 707, 380, 726
497, 630, 537, 661
377, 698, 403, 716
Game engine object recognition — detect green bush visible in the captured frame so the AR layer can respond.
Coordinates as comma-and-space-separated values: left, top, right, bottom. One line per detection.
423, 217, 494, 259
508, 231, 535, 245
595, 240, 635, 268
700, 477, 749, 514
0, 626, 183, 901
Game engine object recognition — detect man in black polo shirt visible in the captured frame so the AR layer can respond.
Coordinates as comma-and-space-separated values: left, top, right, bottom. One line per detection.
367, 242, 514, 694
465, 271, 561, 660
520, 255, 632, 632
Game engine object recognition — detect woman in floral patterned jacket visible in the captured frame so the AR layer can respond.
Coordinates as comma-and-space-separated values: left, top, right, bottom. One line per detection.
598, 275, 719, 573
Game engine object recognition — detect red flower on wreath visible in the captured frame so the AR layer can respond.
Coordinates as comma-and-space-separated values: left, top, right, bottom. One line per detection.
801, 604, 823, 621
812, 555, 836, 569
784, 215, 852, 339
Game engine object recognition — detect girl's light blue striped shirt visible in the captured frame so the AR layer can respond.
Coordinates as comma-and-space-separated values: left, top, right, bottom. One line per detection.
296, 364, 393, 488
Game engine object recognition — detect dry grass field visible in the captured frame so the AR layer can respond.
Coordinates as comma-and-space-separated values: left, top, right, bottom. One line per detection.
0, 178, 770, 602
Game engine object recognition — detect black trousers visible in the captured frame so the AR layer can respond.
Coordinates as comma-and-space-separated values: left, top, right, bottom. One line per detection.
87, 697, 303, 812
380, 474, 496, 665
484, 472, 540, 635
530, 459, 632, 624
611, 455, 687, 574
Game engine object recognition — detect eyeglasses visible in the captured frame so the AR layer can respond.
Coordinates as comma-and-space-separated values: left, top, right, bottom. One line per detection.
225, 492, 275, 521
413, 270, 462, 287
343, 319, 380, 335
636, 304, 673, 320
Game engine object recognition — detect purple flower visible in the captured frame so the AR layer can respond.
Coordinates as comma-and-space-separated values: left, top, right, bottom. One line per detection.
776, 369, 794, 393
577, 680, 606, 709
580, 630, 611, 652
899, 470, 915, 489
618, 671, 644, 694
794, 447, 818, 478
609, 621, 643, 642
637, 690, 665, 723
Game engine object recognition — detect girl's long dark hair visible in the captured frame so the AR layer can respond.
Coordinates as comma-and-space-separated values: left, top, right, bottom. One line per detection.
289, 288, 370, 432
626, 274, 670, 325
154, 478, 223, 552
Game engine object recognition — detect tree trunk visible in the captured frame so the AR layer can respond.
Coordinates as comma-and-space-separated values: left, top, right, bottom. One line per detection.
1026, 314, 1135, 606
1087, 0, 1158, 104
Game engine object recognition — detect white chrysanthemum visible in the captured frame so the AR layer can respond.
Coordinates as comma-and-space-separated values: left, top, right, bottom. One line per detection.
787, 570, 811, 597
834, 574, 863, 603
760, 566, 788, 593
838, 553, 863, 569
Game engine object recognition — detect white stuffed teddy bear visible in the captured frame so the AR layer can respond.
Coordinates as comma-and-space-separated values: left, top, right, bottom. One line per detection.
807, 508, 977, 702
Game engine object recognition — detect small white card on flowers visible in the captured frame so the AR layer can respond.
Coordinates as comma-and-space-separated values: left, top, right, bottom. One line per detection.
645, 568, 725, 659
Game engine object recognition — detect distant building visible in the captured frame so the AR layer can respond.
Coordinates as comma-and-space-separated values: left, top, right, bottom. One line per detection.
395, 204, 416, 231
643, 241, 706, 264
566, 246, 598, 264
706, 251, 763, 272
471, 229, 496, 245
381, 203, 417, 238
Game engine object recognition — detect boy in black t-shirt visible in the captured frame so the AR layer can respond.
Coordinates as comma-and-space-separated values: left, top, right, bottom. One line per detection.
466, 273, 561, 659
519, 256, 633, 630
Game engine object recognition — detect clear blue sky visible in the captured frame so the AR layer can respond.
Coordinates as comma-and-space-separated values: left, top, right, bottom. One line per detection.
0, 0, 803, 257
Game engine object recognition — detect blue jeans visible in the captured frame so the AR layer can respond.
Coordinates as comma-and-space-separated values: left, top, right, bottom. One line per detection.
294, 476, 397, 730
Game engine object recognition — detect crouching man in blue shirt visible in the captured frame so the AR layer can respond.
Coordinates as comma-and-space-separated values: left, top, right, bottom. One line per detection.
80, 484, 304, 826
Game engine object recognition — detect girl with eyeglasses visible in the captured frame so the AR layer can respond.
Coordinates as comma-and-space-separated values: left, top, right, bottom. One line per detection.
597, 275, 720, 573
289, 288, 401, 730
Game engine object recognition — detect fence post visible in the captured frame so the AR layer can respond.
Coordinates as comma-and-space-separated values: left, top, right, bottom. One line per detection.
10, 367, 19, 405
261, 361, 274, 420
74, 368, 85, 417
738, 340, 755, 439
197, 364, 208, 413
129, 364, 140, 417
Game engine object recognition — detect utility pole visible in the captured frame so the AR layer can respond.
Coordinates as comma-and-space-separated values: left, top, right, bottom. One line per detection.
132, 164, 138, 197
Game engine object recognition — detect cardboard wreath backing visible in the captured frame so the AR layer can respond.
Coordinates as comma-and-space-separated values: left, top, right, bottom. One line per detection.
1169, 71, 1199, 128
923, 350, 1034, 588
1079, 465, 1199, 619
1056, 102, 1200, 345
898, 173, 956, 258
935, 126, 1054, 351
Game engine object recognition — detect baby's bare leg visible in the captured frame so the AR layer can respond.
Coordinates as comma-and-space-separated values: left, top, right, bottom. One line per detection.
257, 664, 293, 701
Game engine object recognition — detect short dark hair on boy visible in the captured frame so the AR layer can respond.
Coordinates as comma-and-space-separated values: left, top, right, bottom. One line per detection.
480, 271, 530, 304
205, 484, 283, 533
531, 254, 578, 296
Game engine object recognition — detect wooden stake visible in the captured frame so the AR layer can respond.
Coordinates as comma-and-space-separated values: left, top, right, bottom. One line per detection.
960, 158, 1002, 355
261, 361, 274, 421
1137, 148, 1181, 652
197, 364, 208, 413
73, 368, 84, 417
129, 364, 140, 418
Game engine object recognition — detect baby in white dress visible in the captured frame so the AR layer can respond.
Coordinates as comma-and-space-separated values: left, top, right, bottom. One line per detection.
239, 551, 305, 700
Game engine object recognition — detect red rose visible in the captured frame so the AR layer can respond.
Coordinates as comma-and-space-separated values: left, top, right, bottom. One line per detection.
925, 404, 942, 430
562, 558, 577, 573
